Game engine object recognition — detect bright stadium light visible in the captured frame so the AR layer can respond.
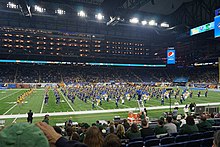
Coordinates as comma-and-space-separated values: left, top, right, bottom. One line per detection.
141, 20, 147, 25
95, 13, 104, 20
129, 17, 139, 24
78, 10, 87, 17
149, 20, 157, 26
161, 22, 169, 28
55, 9, 65, 15
7, 2, 19, 9
34, 5, 46, 13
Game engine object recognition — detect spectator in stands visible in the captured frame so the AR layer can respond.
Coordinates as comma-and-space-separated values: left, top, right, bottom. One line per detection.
79, 123, 90, 142
83, 126, 104, 147
0, 122, 49, 147
70, 132, 80, 141
164, 116, 177, 134
179, 115, 199, 134
213, 130, 220, 147
154, 119, 167, 135
103, 134, 121, 147
116, 124, 126, 139
197, 114, 212, 132
172, 116, 180, 131
42, 114, 49, 124
53, 126, 63, 135
36, 122, 87, 147
65, 126, 73, 140
140, 119, 154, 138
125, 123, 141, 140
122, 119, 130, 131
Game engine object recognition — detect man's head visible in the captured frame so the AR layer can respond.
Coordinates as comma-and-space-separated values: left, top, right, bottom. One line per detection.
0, 123, 49, 147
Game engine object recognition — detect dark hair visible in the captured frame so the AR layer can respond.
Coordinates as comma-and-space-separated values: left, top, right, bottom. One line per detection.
71, 132, 80, 141
141, 119, 148, 127
53, 126, 62, 135
166, 116, 172, 123
186, 116, 195, 125
157, 120, 164, 126
103, 134, 121, 147
200, 114, 207, 121
109, 126, 114, 134
84, 126, 104, 147
213, 130, 220, 147
131, 123, 138, 133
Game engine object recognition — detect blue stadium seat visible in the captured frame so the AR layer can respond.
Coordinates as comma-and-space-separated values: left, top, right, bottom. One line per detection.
170, 132, 178, 137
129, 137, 143, 142
160, 137, 175, 145
126, 141, 144, 147
145, 139, 160, 147
184, 140, 202, 147
201, 137, 214, 147
203, 131, 214, 138
175, 134, 190, 143
160, 142, 185, 147
189, 132, 203, 140
144, 135, 156, 141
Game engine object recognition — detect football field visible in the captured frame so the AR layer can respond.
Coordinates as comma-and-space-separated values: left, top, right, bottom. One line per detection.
0, 88, 220, 126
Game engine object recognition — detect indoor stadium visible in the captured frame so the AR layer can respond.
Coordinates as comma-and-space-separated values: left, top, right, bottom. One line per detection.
0, 0, 220, 147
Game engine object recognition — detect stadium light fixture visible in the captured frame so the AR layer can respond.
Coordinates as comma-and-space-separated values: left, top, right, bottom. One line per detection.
141, 20, 147, 25
78, 10, 87, 17
129, 17, 139, 24
7, 2, 19, 9
34, 5, 46, 13
161, 22, 169, 28
95, 13, 104, 20
149, 20, 157, 26
55, 9, 65, 15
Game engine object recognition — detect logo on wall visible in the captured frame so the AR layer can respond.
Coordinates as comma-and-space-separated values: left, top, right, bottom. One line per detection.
168, 51, 174, 57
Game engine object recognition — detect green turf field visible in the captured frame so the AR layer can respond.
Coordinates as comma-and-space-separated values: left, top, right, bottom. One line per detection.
0, 88, 220, 126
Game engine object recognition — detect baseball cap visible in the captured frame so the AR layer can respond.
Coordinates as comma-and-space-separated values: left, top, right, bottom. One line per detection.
0, 122, 49, 147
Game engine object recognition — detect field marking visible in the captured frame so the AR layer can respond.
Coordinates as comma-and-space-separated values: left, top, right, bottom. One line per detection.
0, 90, 21, 101
3, 104, 17, 115
12, 117, 18, 123
1, 102, 220, 119
40, 95, 45, 113
59, 90, 75, 112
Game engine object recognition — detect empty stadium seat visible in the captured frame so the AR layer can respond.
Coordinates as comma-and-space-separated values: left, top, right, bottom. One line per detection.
175, 134, 190, 143
144, 139, 160, 147
160, 137, 175, 145
201, 137, 214, 147
126, 141, 144, 147
189, 133, 203, 140
203, 131, 214, 138
184, 140, 202, 147
144, 135, 156, 141
129, 137, 143, 142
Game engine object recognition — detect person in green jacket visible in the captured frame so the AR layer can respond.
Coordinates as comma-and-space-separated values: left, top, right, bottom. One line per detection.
197, 114, 212, 132
179, 116, 199, 134
125, 123, 141, 139
154, 120, 167, 135
42, 114, 49, 125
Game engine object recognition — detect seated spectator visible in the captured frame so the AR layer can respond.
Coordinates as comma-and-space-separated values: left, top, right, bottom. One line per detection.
140, 119, 154, 138
83, 126, 104, 147
154, 120, 167, 135
53, 126, 63, 135
213, 130, 220, 147
197, 114, 212, 132
179, 116, 199, 134
116, 124, 126, 139
42, 114, 49, 124
122, 119, 130, 131
164, 116, 177, 134
36, 122, 87, 147
172, 116, 180, 131
79, 123, 90, 142
125, 123, 141, 140
0, 122, 49, 147
70, 132, 80, 141
103, 134, 121, 147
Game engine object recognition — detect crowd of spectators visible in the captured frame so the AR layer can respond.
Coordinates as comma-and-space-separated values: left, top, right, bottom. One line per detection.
0, 64, 218, 84
0, 111, 220, 147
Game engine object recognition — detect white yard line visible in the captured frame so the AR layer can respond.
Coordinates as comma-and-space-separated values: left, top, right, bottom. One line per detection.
0, 90, 21, 101
3, 104, 17, 115
40, 96, 45, 113
59, 90, 75, 112
1, 102, 220, 119
12, 117, 18, 123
